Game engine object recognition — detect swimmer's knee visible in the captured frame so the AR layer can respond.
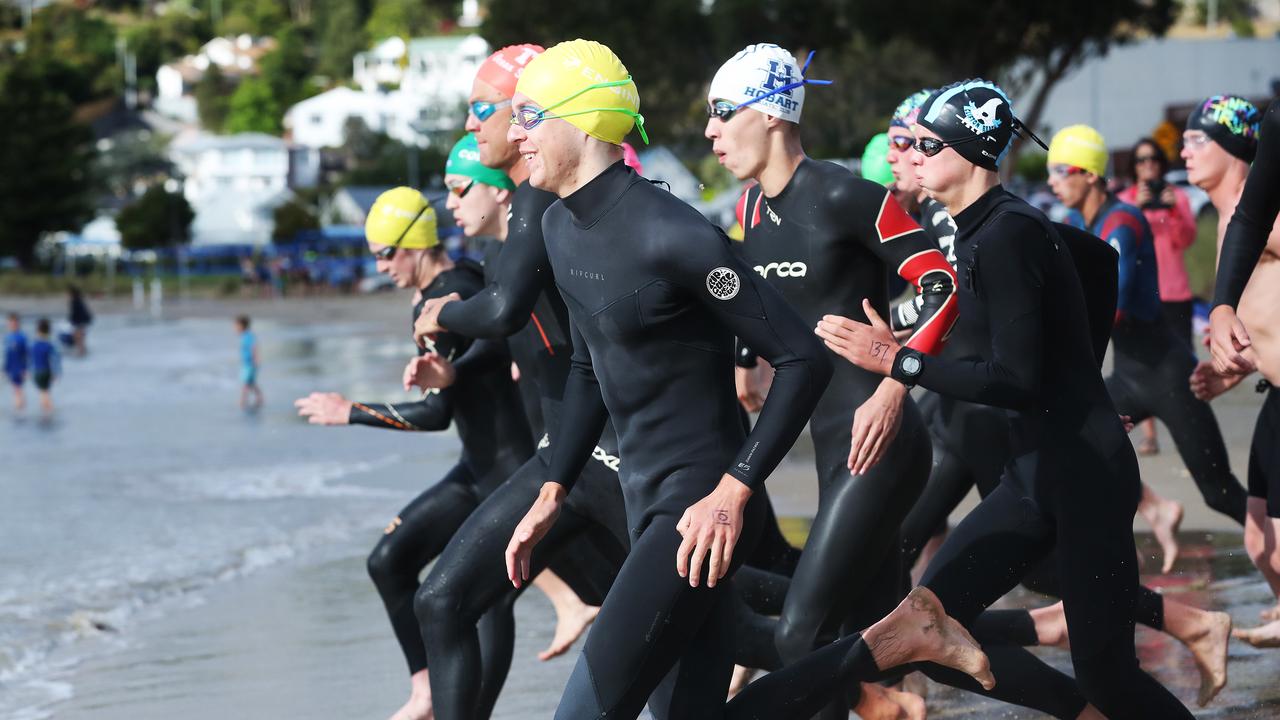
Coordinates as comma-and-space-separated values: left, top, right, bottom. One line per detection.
414, 572, 458, 626
365, 540, 397, 590
774, 613, 820, 664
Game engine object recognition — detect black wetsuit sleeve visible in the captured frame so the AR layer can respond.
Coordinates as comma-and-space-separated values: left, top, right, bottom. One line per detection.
349, 395, 452, 431
1213, 99, 1279, 310
438, 191, 551, 338
450, 337, 511, 376
666, 229, 832, 489
544, 318, 610, 492
895, 214, 1047, 410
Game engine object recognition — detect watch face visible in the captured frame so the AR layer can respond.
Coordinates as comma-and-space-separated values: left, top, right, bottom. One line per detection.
902, 355, 922, 375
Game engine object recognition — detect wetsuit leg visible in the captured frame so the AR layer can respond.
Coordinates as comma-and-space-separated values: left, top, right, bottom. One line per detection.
773, 406, 930, 719
475, 591, 517, 720
899, 442, 973, 568
555, 501, 764, 720
1249, 387, 1280, 518
1162, 300, 1193, 351
748, 488, 801, 576
734, 565, 789, 616
366, 463, 480, 674
417, 457, 601, 720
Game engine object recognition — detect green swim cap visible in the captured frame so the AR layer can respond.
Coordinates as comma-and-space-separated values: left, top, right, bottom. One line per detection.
861, 133, 894, 186
446, 134, 516, 191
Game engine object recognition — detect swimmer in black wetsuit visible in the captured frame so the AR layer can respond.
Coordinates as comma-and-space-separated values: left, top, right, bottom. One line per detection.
817, 79, 1195, 719
1195, 96, 1280, 648
705, 46, 957, 720
501, 40, 998, 720
1047, 124, 1247, 559
294, 186, 532, 720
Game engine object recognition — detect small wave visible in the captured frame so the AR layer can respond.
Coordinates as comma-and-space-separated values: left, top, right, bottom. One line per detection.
162, 457, 400, 501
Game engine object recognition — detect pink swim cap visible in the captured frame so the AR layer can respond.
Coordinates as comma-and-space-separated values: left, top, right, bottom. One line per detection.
621, 142, 643, 174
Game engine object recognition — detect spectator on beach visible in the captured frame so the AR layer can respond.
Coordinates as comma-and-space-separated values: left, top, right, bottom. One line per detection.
67, 285, 92, 357
30, 318, 60, 416
236, 315, 262, 410
1118, 137, 1199, 456
4, 312, 28, 412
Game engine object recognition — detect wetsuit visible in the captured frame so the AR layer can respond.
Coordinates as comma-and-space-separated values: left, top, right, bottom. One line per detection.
734, 158, 957, 718
1214, 99, 1280, 518
416, 183, 632, 720
1078, 198, 1247, 524
883, 186, 1192, 718
359, 260, 531, 710
541, 159, 862, 719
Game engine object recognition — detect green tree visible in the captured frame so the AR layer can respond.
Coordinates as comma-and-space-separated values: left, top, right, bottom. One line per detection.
126, 10, 214, 96
116, 185, 195, 251
364, 0, 438, 42
272, 197, 320, 242
337, 118, 450, 186
195, 64, 234, 132
260, 23, 317, 109
316, 0, 368, 80
0, 60, 95, 268
24, 4, 121, 104
218, 0, 290, 36
226, 76, 283, 134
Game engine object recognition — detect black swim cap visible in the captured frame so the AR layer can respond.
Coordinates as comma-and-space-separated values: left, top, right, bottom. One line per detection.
918, 79, 1042, 171
1186, 95, 1260, 163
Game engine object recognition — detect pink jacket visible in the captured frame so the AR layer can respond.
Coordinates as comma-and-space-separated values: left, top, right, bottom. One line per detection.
1118, 184, 1197, 302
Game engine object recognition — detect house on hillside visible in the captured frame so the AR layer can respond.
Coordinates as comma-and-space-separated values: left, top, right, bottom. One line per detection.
155, 35, 277, 123
283, 86, 434, 149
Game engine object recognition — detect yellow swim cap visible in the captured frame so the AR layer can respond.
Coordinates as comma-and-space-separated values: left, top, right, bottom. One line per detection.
515, 39, 643, 145
1047, 124, 1108, 178
366, 187, 438, 250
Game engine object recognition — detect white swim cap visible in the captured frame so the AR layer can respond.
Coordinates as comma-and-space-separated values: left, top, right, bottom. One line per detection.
709, 44, 822, 123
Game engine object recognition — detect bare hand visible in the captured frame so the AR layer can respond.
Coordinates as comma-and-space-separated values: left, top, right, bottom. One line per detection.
1159, 186, 1177, 206
676, 475, 752, 588
413, 292, 461, 349
1134, 183, 1153, 207
294, 392, 353, 425
403, 354, 457, 392
505, 483, 565, 589
848, 379, 906, 474
735, 360, 773, 413
1120, 415, 1135, 433
511, 361, 521, 382
815, 299, 898, 377
1189, 360, 1247, 402
1207, 305, 1255, 376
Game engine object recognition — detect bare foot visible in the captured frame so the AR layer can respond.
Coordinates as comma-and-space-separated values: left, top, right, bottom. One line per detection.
389, 689, 434, 720
727, 665, 757, 700
853, 682, 923, 719
1148, 498, 1183, 574
1233, 619, 1280, 649
1184, 611, 1231, 706
865, 587, 994, 690
1137, 436, 1159, 456
538, 603, 599, 661
1261, 603, 1280, 622
1030, 602, 1070, 649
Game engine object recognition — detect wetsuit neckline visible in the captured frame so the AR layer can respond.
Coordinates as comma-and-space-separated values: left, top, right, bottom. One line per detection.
760, 156, 812, 203
952, 184, 1009, 231
560, 160, 638, 228
1086, 195, 1121, 234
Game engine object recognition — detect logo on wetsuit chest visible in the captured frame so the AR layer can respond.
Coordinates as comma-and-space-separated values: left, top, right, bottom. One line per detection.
569, 267, 606, 282
706, 267, 741, 300
753, 261, 807, 278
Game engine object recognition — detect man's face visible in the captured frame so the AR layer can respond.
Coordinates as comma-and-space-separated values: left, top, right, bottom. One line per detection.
1046, 164, 1092, 210
910, 126, 969, 198
466, 77, 519, 170
368, 241, 420, 288
444, 173, 503, 237
1181, 130, 1232, 190
886, 127, 920, 196
507, 92, 585, 195
704, 102, 771, 181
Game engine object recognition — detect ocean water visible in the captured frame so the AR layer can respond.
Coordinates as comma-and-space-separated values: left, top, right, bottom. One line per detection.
0, 311, 457, 719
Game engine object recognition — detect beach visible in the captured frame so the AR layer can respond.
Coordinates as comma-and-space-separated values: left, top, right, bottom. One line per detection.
1, 292, 1276, 719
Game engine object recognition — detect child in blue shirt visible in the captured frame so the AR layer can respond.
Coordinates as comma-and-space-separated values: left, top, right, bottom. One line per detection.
236, 315, 262, 410
30, 318, 60, 415
4, 312, 28, 412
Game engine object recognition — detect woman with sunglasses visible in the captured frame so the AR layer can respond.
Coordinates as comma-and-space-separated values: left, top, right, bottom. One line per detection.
703, 46, 957, 720
817, 79, 1195, 719
294, 186, 536, 720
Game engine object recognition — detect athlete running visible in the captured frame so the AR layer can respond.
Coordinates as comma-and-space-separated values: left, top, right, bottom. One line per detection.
294, 185, 531, 720
816, 79, 1195, 719
1190, 96, 1280, 648
501, 40, 994, 720
706, 45, 957, 720
1046, 124, 1247, 552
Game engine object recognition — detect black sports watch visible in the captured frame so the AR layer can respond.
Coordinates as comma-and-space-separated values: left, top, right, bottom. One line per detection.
892, 348, 924, 387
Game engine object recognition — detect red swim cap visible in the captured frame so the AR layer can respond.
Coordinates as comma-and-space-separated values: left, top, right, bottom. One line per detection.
475, 44, 544, 98
621, 142, 643, 174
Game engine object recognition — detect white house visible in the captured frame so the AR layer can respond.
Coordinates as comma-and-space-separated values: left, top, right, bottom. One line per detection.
284, 86, 434, 149
155, 35, 277, 123
169, 132, 295, 245
354, 34, 489, 97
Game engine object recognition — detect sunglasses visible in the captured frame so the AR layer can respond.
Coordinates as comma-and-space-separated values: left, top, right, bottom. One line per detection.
913, 135, 980, 157
1133, 154, 1161, 165
510, 77, 650, 144
373, 203, 430, 260
707, 99, 740, 122
469, 99, 512, 122
888, 135, 915, 152
447, 180, 475, 198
